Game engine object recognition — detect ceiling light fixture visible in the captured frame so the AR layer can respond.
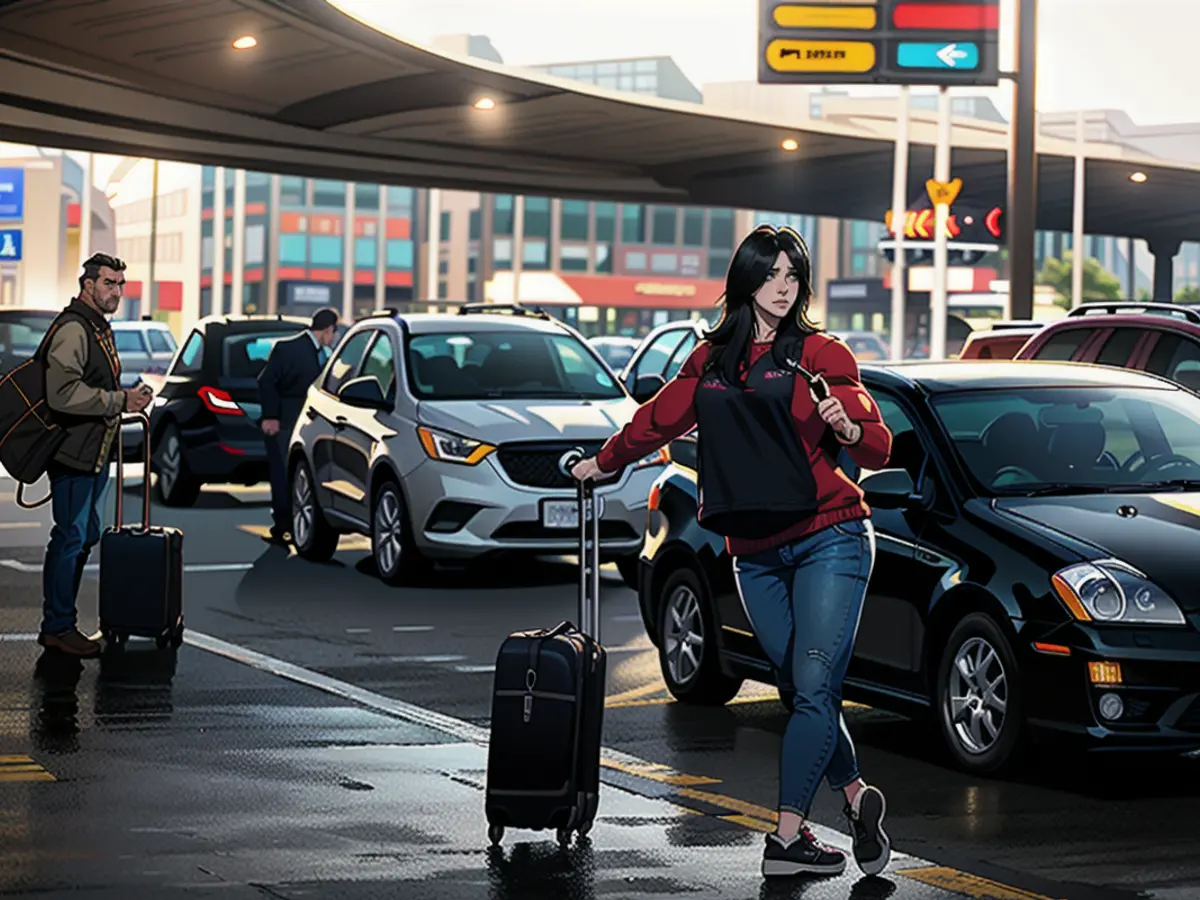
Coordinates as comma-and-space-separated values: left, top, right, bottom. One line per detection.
781, 138, 799, 151
1129, 171, 1148, 183
232, 35, 258, 50
474, 97, 497, 111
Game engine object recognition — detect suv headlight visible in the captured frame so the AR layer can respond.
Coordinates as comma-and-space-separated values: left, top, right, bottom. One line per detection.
1052, 559, 1186, 625
416, 426, 495, 465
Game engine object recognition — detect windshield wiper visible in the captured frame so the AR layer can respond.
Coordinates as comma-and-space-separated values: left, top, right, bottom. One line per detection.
1121, 479, 1200, 493
1012, 482, 1124, 497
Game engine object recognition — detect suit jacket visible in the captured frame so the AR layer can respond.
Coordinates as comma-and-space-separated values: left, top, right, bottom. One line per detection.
258, 331, 326, 438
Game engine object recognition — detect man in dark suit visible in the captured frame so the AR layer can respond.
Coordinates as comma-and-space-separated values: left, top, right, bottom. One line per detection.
258, 307, 340, 545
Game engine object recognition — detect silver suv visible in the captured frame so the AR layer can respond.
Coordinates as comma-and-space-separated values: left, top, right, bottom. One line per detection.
286, 305, 669, 586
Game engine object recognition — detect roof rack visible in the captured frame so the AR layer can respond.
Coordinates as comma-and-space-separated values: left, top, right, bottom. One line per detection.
457, 302, 550, 320
1066, 301, 1200, 324
986, 320, 1042, 331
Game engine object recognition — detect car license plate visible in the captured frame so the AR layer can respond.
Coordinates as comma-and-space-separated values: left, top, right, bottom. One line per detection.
541, 497, 605, 529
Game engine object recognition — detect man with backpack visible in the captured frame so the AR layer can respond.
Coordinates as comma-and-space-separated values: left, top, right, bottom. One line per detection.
37, 253, 153, 656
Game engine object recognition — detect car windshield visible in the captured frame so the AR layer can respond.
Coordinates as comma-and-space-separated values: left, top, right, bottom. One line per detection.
592, 341, 636, 371
931, 386, 1200, 495
407, 330, 625, 400
222, 328, 307, 380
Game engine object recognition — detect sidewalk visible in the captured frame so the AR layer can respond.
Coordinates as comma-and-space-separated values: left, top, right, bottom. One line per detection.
0, 625, 1034, 900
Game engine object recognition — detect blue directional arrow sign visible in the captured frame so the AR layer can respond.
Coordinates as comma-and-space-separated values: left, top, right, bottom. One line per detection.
897, 41, 980, 71
0, 229, 22, 262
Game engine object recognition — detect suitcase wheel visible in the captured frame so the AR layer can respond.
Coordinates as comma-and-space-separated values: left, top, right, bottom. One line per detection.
157, 624, 185, 650
556, 827, 572, 847
102, 630, 126, 650
487, 825, 504, 846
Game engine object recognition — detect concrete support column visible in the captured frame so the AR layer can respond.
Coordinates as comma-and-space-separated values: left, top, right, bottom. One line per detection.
375, 186, 387, 309
230, 169, 246, 315
342, 182, 356, 320
79, 153, 94, 270
1150, 238, 1182, 302
212, 168, 226, 314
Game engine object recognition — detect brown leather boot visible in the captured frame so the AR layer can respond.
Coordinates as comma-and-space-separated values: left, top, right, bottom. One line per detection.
38, 630, 101, 657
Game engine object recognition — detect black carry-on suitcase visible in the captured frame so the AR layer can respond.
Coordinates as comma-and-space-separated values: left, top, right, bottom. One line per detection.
98, 412, 185, 650
485, 448, 607, 848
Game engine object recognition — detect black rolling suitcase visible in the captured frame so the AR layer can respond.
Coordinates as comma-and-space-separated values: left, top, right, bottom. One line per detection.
98, 412, 185, 650
485, 449, 607, 848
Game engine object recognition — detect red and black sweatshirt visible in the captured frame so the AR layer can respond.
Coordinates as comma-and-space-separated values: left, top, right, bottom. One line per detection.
596, 333, 893, 556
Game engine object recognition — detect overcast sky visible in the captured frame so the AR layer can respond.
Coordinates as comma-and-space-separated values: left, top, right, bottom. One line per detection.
336, 0, 1200, 123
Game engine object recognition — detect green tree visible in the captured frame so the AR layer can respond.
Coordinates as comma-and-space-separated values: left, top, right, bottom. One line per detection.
1175, 285, 1200, 304
1038, 252, 1123, 309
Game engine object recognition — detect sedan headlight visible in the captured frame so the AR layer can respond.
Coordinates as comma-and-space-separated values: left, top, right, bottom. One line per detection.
416, 426, 495, 465
1051, 559, 1186, 625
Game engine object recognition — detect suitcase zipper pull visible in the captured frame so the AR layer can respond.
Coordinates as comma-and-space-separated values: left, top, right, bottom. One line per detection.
523, 668, 537, 723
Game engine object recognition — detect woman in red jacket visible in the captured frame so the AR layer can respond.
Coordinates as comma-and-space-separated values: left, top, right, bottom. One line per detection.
572, 225, 893, 880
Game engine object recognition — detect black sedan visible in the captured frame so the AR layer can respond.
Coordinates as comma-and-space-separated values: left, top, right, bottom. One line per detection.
147, 315, 314, 505
637, 360, 1200, 774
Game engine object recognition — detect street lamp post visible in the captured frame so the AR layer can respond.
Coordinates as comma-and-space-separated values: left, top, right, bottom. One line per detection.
1007, 0, 1039, 321
147, 158, 159, 318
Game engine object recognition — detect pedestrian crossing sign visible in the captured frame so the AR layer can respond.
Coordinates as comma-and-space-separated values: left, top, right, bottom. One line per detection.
926, 179, 963, 207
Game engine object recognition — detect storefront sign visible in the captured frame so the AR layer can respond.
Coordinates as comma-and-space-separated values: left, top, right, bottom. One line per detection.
634, 282, 698, 297
287, 283, 333, 306
0, 229, 22, 262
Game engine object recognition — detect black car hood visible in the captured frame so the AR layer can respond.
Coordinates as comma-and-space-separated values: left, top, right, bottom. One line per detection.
994, 493, 1200, 611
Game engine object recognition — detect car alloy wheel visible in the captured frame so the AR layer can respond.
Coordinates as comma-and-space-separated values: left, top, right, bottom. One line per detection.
153, 423, 199, 506
947, 635, 1008, 755
936, 612, 1023, 773
290, 460, 338, 561
655, 567, 742, 705
371, 480, 428, 585
664, 583, 704, 687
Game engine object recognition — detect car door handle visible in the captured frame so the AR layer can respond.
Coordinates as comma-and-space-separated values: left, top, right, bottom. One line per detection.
305, 408, 318, 420
334, 415, 347, 428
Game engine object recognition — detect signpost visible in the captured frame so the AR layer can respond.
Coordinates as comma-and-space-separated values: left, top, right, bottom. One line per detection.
759, 0, 1001, 86
760, 0, 1001, 360
0, 168, 24, 220
0, 229, 23, 262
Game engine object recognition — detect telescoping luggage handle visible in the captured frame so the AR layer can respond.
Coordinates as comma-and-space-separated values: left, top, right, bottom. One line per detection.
114, 412, 152, 532
559, 447, 601, 643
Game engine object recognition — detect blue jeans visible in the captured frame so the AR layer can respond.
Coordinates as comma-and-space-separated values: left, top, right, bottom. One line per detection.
733, 518, 874, 817
42, 463, 110, 636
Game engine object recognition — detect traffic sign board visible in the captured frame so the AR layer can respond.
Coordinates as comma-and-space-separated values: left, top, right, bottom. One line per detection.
926, 178, 964, 206
896, 41, 979, 70
0, 229, 22, 262
758, 0, 999, 86
0, 169, 24, 220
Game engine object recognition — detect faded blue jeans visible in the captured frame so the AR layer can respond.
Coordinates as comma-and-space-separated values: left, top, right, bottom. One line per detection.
42, 462, 110, 636
732, 517, 874, 817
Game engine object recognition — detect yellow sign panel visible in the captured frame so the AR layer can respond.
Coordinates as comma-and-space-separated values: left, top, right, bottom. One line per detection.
926, 178, 964, 206
773, 5, 878, 29
765, 40, 877, 74
635, 282, 698, 297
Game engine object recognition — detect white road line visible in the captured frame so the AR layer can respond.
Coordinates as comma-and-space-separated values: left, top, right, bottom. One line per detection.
0, 559, 253, 574
389, 654, 466, 663
0, 522, 43, 530
453, 664, 496, 674
344, 628, 371, 634
0, 632, 38, 641
181, 629, 893, 858
610, 614, 644, 622
392, 625, 434, 633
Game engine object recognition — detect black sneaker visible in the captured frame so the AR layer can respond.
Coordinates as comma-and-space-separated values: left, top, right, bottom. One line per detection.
845, 785, 891, 876
762, 827, 847, 877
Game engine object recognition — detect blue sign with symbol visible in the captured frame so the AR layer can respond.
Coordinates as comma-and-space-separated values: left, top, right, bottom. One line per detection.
0, 229, 22, 262
0, 168, 24, 220
897, 42, 980, 71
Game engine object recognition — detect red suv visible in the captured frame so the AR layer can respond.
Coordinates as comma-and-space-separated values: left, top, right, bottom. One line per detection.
1013, 302, 1200, 392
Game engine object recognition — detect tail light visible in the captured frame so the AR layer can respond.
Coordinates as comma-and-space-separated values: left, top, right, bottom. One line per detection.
198, 386, 243, 416
647, 483, 661, 511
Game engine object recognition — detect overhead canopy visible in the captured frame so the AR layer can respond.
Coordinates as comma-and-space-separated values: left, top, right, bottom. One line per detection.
1, 0, 1197, 245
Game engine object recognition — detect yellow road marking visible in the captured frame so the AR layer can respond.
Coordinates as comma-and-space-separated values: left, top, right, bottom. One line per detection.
605, 679, 669, 706
237, 525, 372, 552
600, 758, 721, 787
0, 756, 55, 783
720, 814, 775, 832
897, 867, 1054, 900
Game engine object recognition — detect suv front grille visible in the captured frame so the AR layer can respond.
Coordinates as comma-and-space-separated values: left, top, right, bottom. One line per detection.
496, 440, 607, 489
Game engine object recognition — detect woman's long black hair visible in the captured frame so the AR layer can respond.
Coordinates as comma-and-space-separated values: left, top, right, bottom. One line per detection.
703, 224, 819, 386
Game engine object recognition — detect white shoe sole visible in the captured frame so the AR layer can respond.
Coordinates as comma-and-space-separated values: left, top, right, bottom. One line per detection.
854, 788, 892, 877
762, 857, 847, 877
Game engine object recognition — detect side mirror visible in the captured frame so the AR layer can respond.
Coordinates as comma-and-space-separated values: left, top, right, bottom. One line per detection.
668, 434, 698, 470
339, 376, 389, 410
859, 468, 917, 510
632, 373, 666, 403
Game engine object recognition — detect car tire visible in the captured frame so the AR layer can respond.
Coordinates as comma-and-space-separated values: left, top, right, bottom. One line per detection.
371, 479, 430, 586
655, 567, 742, 705
290, 458, 338, 562
935, 612, 1024, 774
615, 556, 640, 591
153, 422, 200, 507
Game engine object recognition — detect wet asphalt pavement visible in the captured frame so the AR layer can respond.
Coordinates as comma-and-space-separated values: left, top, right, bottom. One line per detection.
1, 472, 1198, 899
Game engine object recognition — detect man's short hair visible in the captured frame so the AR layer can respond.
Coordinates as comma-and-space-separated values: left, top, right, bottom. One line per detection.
311, 308, 339, 331
79, 253, 126, 291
